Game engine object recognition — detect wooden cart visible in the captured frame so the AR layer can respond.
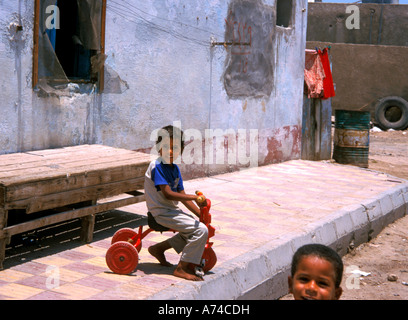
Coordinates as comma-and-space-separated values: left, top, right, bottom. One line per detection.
0, 145, 153, 269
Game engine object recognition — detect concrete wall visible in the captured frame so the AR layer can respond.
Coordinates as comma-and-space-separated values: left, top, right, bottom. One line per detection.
307, 41, 408, 114
307, 3, 408, 116
0, 0, 308, 178
307, 3, 408, 46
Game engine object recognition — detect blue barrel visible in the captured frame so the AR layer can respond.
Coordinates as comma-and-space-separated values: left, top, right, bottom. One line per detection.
333, 110, 370, 168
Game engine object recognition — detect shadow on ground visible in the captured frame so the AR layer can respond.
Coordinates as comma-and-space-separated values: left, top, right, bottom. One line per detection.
4, 210, 146, 269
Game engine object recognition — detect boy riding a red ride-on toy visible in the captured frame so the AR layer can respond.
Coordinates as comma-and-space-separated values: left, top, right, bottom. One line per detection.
105, 191, 216, 277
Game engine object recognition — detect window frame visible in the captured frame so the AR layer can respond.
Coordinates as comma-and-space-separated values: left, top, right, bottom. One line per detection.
276, 0, 293, 28
32, 0, 107, 92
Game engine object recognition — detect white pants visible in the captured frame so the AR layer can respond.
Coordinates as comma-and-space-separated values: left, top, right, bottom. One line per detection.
154, 209, 208, 265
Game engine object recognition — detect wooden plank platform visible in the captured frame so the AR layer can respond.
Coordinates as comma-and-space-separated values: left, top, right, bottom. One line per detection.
0, 145, 154, 269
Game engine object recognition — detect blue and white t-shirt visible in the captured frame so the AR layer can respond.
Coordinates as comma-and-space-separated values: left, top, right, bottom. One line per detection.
144, 157, 184, 216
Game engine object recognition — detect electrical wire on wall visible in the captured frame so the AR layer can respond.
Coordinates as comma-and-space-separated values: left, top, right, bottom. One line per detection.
107, 0, 224, 48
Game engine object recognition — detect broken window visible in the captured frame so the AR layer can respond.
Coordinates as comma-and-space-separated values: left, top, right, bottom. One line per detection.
276, 0, 293, 28
33, 0, 106, 93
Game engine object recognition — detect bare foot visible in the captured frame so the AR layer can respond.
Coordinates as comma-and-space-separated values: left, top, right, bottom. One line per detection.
173, 261, 204, 281
148, 244, 173, 267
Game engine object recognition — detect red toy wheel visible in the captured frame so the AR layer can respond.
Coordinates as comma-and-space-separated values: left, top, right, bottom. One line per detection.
111, 228, 141, 252
111, 228, 137, 244
106, 241, 139, 275
201, 247, 217, 272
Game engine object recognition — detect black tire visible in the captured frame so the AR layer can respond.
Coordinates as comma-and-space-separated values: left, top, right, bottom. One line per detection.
374, 96, 408, 130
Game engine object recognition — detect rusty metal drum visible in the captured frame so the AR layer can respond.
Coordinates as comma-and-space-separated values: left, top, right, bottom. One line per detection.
333, 110, 370, 168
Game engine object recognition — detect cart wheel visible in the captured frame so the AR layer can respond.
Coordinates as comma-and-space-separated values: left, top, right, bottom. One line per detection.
201, 247, 217, 272
111, 228, 142, 252
106, 241, 139, 275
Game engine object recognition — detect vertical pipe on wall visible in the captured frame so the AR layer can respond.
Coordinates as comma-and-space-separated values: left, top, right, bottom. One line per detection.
16, 0, 24, 152
32, 0, 40, 89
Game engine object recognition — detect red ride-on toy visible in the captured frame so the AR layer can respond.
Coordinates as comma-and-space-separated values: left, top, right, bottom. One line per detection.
105, 191, 216, 276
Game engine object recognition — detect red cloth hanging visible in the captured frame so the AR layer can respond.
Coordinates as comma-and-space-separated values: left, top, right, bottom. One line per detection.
304, 49, 325, 99
304, 47, 335, 100
318, 48, 335, 99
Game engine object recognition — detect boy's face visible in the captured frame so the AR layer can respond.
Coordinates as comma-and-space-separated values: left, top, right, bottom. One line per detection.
159, 137, 181, 165
288, 255, 342, 300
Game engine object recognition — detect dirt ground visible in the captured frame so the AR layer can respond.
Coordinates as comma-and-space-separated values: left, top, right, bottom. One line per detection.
282, 128, 408, 300
368, 128, 408, 181
340, 128, 408, 300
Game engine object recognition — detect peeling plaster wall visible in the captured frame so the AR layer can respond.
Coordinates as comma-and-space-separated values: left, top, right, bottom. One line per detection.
1, 1, 102, 153
0, 0, 307, 178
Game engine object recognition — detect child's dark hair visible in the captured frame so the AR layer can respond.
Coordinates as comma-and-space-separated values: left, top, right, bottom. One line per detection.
156, 125, 184, 152
291, 244, 344, 288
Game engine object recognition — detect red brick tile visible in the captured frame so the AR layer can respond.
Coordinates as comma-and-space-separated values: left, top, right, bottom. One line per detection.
75, 275, 122, 291
63, 261, 107, 275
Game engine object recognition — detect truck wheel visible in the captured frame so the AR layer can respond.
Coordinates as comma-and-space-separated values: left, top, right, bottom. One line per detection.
374, 96, 408, 130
